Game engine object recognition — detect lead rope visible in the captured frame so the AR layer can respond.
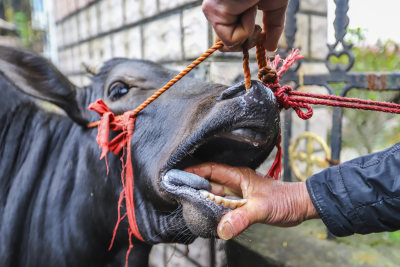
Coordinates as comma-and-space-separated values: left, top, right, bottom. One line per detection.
242, 39, 400, 179
88, 33, 400, 267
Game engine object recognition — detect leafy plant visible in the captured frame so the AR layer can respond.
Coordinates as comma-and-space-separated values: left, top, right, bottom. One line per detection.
389, 231, 400, 243
2, 0, 43, 51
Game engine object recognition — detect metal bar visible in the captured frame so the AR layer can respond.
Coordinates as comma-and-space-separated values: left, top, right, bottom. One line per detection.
284, 0, 299, 50
283, 109, 293, 182
330, 107, 343, 163
210, 238, 216, 267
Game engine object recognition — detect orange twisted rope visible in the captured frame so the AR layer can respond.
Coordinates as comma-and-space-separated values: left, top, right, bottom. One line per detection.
242, 47, 252, 91
255, 34, 267, 70
88, 41, 224, 128
242, 34, 268, 91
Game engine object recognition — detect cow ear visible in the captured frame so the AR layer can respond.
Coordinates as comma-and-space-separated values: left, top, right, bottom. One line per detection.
0, 46, 88, 125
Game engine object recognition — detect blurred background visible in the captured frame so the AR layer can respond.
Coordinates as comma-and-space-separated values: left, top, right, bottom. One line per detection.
2, 0, 400, 266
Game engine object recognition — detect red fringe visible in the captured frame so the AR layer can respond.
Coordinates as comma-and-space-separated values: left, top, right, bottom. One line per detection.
88, 100, 144, 267
267, 134, 282, 179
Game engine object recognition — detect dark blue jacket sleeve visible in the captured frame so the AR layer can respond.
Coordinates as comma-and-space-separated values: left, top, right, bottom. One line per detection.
306, 142, 400, 237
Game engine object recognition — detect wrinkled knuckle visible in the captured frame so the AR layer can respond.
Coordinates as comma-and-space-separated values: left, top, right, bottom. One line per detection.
201, 1, 209, 11
237, 168, 248, 181
240, 167, 253, 176
238, 167, 253, 192
201, 1, 213, 16
210, 163, 217, 176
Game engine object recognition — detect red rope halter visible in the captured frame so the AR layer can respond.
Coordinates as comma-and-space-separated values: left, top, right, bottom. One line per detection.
241, 41, 400, 179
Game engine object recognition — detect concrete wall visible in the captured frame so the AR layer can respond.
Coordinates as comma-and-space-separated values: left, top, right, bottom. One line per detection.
52, 0, 329, 265
53, 0, 328, 86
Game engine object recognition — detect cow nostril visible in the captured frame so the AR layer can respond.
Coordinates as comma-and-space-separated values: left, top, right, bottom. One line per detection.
216, 82, 247, 101
217, 80, 271, 101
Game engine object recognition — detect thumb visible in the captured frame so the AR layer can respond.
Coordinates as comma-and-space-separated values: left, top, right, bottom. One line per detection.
217, 206, 253, 240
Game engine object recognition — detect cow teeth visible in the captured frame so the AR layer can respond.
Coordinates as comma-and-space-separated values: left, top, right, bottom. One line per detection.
200, 190, 210, 198
214, 195, 222, 204
237, 199, 248, 207
222, 199, 230, 208
199, 190, 247, 209
205, 191, 215, 201
229, 200, 238, 209
215, 196, 247, 209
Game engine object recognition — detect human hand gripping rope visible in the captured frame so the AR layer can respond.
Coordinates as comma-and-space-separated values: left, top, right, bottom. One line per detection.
87, 34, 400, 267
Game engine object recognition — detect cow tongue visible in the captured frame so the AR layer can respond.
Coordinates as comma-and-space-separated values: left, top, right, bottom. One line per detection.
163, 169, 211, 191
163, 169, 247, 210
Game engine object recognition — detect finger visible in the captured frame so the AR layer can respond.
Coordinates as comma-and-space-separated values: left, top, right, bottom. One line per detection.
213, 5, 257, 51
184, 162, 244, 192
210, 181, 243, 198
214, 35, 241, 53
217, 206, 252, 240
217, 24, 260, 52
258, 0, 288, 11
209, 182, 226, 196
261, 6, 287, 51
245, 24, 262, 49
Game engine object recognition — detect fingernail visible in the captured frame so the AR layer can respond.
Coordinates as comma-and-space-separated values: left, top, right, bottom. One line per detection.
218, 221, 234, 240
267, 46, 278, 53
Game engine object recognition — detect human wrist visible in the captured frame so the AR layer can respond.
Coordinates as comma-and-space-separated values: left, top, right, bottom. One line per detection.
296, 182, 319, 221
282, 182, 319, 225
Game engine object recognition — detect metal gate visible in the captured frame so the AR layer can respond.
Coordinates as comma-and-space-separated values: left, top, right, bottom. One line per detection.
281, 0, 400, 181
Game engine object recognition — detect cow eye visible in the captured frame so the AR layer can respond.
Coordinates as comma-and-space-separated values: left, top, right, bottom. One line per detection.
108, 81, 130, 101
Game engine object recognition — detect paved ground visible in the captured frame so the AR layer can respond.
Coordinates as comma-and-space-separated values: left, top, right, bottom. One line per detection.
228, 220, 400, 267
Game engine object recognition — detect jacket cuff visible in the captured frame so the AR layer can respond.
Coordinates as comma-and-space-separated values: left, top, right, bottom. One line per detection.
305, 165, 362, 237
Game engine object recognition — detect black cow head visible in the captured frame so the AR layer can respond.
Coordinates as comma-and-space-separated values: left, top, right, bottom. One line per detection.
89, 57, 281, 243
0, 46, 280, 265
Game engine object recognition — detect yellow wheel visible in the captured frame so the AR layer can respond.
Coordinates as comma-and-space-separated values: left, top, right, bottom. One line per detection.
289, 132, 331, 182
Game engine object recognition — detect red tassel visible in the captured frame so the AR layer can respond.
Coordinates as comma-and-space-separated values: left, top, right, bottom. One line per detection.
267, 134, 282, 179
88, 100, 144, 267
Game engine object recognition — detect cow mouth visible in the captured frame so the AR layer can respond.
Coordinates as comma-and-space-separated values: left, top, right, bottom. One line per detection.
160, 127, 275, 237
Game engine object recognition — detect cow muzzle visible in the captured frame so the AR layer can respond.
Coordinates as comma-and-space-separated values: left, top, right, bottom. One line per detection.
158, 80, 280, 238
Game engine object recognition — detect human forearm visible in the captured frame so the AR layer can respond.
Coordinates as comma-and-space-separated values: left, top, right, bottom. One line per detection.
307, 142, 400, 236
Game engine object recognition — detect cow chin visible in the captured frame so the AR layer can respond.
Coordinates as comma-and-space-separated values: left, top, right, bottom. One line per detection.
160, 126, 278, 238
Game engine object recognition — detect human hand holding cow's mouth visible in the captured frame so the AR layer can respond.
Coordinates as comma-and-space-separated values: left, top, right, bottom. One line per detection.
184, 163, 320, 240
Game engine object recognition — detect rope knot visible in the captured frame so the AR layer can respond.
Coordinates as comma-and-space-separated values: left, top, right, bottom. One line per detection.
272, 85, 313, 119
123, 111, 136, 135
258, 66, 278, 84
274, 85, 293, 110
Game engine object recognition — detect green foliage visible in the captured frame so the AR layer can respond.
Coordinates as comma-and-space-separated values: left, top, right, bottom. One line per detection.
14, 11, 32, 47
389, 231, 400, 243
2, 0, 42, 50
352, 40, 400, 72
347, 27, 366, 44
329, 28, 400, 72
